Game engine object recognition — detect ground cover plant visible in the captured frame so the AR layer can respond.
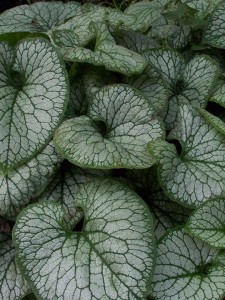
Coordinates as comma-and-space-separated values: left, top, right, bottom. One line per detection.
1, 0, 225, 299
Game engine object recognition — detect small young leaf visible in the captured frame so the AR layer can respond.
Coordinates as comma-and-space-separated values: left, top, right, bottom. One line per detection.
13, 178, 155, 300
203, 2, 225, 48
0, 38, 68, 173
148, 102, 225, 207
152, 227, 225, 300
0, 142, 62, 219
0, 233, 30, 300
0, 2, 82, 34
186, 198, 225, 248
54, 84, 165, 169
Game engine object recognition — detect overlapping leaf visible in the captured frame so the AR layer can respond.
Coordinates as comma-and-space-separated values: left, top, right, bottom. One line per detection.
187, 198, 225, 248
54, 84, 165, 169
13, 178, 155, 300
143, 49, 219, 129
0, 38, 68, 173
203, 2, 225, 48
0, 142, 62, 219
152, 227, 225, 300
181, 0, 222, 19
0, 233, 30, 300
126, 168, 192, 240
148, 102, 225, 207
125, 65, 168, 112
59, 22, 147, 76
38, 161, 111, 229
0, 1, 82, 34
124, 1, 164, 32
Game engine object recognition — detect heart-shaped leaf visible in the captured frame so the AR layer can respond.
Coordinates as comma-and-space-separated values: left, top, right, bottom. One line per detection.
54, 84, 165, 169
148, 102, 225, 207
203, 2, 225, 48
0, 142, 62, 219
13, 178, 155, 300
152, 227, 225, 300
0, 1, 82, 34
0, 38, 68, 173
0, 233, 30, 300
186, 198, 225, 248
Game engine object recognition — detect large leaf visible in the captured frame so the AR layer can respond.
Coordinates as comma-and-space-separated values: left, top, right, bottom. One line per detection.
148, 102, 225, 207
54, 84, 165, 169
0, 1, 82, 34
152, 227, 225, 300
186, 198, 225, 248
0, 142, 62, 219
203, 2, 225, 48
0, 233, 30, 300
13, 178, 155, 300
0, 38, 68, 173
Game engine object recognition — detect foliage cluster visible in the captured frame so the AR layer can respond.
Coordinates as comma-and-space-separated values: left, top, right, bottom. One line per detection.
1, 0, 225, 299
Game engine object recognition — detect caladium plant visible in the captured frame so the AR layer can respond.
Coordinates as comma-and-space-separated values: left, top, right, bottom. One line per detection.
1, 0, 225, 299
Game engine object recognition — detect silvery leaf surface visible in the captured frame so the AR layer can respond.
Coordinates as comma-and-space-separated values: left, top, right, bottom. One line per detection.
0, 233, 30, 300
54, 84, 165, 169
148, 102, 225, 207
38, 161, 111, 229
0, 142, 62, 219
13, 178, 155, 300
187, 198, 225, 248
203, 2, 225, 48
0, 38, 68, 173
0, 2, 82, 34
152, 227, 225, 300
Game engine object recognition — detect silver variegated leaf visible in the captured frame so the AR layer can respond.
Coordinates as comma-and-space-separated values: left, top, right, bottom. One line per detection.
124, 1, 163, 31
142, 48, 185, 96
0, 38, 68, 173
203, 2, 225, 48
148, 102, 225, 207
0, 233, 30, 300
0, 2, 82, 34
124, 65, 168, 112
187, 198, 225, 248
54, 84, 165, 169
152, 227, 225, 300
38, 161, 111, 229
13, 178, 155, 300
0, 142, 62, 219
